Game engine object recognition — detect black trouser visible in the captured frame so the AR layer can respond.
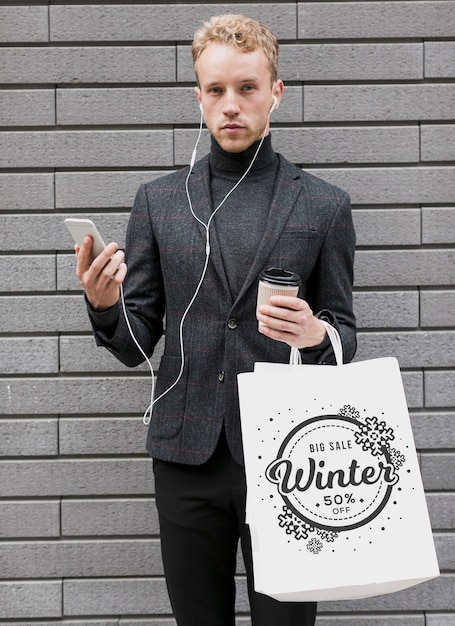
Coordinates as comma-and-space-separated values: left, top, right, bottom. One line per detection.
153, 433, 317, 626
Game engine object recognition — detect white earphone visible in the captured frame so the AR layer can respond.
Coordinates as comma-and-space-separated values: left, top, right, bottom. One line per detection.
270, 95, 278, 114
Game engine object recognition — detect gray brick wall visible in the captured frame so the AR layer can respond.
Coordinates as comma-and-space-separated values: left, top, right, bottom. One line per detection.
0, 1, 453, 624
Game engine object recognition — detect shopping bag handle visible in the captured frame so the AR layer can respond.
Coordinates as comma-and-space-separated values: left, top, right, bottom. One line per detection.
289, 321, 343, 366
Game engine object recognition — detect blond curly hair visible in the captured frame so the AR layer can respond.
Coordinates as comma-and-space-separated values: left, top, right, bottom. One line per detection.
192, 14, 279, 85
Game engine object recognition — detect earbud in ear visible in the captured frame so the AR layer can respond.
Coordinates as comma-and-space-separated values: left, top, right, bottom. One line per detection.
199, 103, 203, 113
269, 95, 278, 115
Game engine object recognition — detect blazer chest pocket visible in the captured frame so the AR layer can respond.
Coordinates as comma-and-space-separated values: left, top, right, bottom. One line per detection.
268, 231, 320, 279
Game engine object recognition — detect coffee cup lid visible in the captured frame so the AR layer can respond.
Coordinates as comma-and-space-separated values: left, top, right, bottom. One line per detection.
259, 267, 301, 287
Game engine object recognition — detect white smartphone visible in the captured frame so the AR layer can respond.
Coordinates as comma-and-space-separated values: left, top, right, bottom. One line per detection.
64, 218, 106, 258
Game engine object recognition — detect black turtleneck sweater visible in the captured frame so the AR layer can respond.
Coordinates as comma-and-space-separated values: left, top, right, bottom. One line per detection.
208, 134, 279, 298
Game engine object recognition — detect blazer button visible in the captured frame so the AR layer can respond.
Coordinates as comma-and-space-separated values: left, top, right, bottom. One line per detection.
227, 318, 238, 329
218, 371, 225, 383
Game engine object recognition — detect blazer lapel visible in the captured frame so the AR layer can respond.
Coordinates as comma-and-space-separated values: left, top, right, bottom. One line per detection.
235, 156, 303, 305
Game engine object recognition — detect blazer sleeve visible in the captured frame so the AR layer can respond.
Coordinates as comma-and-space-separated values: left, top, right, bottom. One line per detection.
87, 183, 165, 367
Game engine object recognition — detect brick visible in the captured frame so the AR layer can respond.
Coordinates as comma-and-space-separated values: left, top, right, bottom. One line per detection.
434, 534, 455, 570
0, 6, 49, 43
0, 622, 117, 626
298, 1, 455, 39
427, 616, 455, 626
0, 419, 58, 456
2, 619, 119, 626
63, 578, 171, 615
400, 372, 423, 409
0, 215, 64, 252
425, 42, 455, 78
120, 621, 177, 626
304, 85, 455, 122
57, 86, 300, 126
353, 209, 421, 247
0, 377, 152, 416
0, 46, 176, 84
55, 171, 164, 209
0, 581, 61, 619
0, 213, 126, 253
0, 90, 55, 126
60, 337, 163, 372
421, 453, 455, 490
427, 493, 455, 529
0, 338, 58, 375
354, 250, 455, 287
0, 501, 60, 538
57, 87, 196, 126
0, 539, 162, 578
422, 207, 455, 244
411, 414, 455, 450
420, 291, 455, 327
306, 166, 455, 205
316, 618, 423, 626
0, 296, 88, 333
425, 372, 455, 408
319, 575, 455, 612
0, 459, 154, 497
59, 417, 148, 455
353, 291, 419, 328
283, 43, 422, 82
353, 331, 455, 368
0, 174, 54, 211
50, 4, 296, 42
0, 257, 55, 292
273, 126, 419, 164
0, 131, 173, 169
422, 125, 455, 162
61, 498, 159, 536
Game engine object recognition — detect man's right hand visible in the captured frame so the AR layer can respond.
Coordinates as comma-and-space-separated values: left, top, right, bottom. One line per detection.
75, 236, 127, 311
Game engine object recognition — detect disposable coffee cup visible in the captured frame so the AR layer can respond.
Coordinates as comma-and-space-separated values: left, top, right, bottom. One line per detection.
256, 268, 301, 315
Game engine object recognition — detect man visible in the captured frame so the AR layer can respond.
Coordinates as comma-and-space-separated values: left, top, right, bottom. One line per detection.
75, 14, 356, 626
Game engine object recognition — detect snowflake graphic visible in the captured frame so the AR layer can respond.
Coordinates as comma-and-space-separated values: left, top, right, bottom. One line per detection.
388, 447, 406, 469
278, 506, 314, 541
317, 528, 339, 543
339, 404, 360, 421
307, 538, 323, 554
354, 415, 395, 456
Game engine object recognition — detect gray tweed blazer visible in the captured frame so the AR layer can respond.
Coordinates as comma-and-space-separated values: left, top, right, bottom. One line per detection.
89, 151, 356, 465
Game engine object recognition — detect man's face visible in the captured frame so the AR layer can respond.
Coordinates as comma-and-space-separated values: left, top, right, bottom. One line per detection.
194, 43, 283, 153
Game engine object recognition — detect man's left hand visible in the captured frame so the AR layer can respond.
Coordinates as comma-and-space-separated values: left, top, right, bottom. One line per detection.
257, 295, 326, 349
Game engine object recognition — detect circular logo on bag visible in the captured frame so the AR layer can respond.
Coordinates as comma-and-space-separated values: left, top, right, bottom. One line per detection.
265, 411, 402, 533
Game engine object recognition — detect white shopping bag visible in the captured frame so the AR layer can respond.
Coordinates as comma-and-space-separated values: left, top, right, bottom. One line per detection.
238, 325, 439, 602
